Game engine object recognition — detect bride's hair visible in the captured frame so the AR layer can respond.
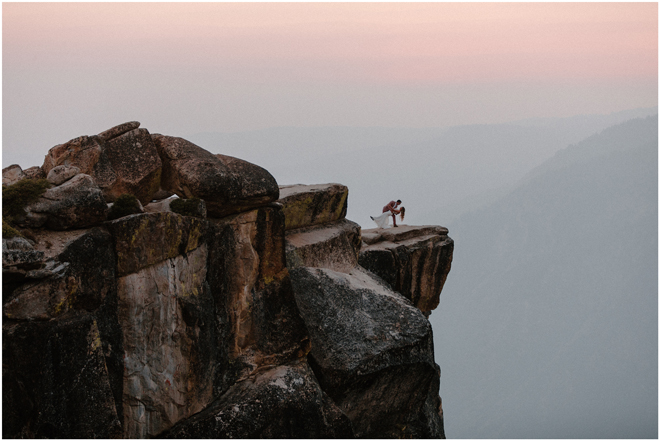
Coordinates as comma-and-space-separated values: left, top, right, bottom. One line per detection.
399, 206, 405, 220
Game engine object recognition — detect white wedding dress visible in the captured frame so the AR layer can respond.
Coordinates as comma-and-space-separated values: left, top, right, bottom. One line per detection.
371, 211, 392, 229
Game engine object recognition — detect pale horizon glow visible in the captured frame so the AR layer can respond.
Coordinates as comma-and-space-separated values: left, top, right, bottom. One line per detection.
2, 2, 658, 167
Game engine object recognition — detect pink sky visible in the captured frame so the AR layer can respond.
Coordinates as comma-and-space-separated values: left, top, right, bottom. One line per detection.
2, 2, 658, 167
4, 2, 657, 83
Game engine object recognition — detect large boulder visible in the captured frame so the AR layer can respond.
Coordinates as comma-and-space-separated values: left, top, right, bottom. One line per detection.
102, 128, 162, 203
46, 165, 80, 186
162, 361, 354, 438
23, 166, 46, 180
278, 183, 348, 230
285, 218, 362, 273
19, 174, 108, 230
42, 122, 162, 204
152, 135, 279, 218
289, 266, 444, 438
42, 135, 109, 185
359, 225, 454, 315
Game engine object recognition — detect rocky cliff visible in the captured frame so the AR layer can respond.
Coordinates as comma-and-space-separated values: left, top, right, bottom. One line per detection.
2, 122, 453, 438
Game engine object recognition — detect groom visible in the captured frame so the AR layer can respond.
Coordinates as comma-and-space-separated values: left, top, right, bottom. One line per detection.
383, 199, 402, 227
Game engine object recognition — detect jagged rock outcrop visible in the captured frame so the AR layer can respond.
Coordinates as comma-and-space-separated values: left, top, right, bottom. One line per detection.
290, 266, 442, 438
359, 226, 454, 315
280, 184, 449, 438
3, 122, 452, 439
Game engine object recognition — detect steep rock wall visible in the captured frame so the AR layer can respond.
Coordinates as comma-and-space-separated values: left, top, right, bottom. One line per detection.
282, 184, 451, 438
2, 122, 453, 439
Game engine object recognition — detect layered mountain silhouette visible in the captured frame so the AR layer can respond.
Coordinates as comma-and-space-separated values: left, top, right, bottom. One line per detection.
433, 115, 658, 438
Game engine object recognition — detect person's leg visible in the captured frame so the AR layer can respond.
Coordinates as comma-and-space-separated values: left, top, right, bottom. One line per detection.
392, 213, 397, 227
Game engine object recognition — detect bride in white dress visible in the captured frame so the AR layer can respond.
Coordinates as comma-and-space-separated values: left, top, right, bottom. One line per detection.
371, 206, 405, 228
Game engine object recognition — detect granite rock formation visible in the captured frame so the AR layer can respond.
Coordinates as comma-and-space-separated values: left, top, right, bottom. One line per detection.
41, 123, 162, 204
152, 135, 279, 218
3, 122, 453, 439
279, 183, 348, 230
359, 226, 454, 316
281, 184, 450, 438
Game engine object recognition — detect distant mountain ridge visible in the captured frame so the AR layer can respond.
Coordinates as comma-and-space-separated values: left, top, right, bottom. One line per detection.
185, 106, 658, 227
433, 115, 658, 438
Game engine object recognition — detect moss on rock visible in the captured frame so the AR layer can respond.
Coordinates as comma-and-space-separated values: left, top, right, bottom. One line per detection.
3, 218, 23, 238
2, 178, 51, 222
170, 198, 206, 218
107, 194, 142, 221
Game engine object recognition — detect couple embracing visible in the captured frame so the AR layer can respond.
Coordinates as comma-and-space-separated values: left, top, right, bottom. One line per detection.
371, 199, 405, 229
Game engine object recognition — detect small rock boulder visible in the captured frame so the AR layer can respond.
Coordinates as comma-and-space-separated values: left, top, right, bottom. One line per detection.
46, 165, 80, 186
96, 121, 140, 143
2, 164, 26, 186
21, 174, 108, 230
152, 135, 279, 218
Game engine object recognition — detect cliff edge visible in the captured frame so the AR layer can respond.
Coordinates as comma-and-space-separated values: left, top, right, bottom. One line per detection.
2, 122, 453, 438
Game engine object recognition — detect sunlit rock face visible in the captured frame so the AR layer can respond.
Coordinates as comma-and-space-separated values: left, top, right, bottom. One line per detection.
3, 123, 452, 439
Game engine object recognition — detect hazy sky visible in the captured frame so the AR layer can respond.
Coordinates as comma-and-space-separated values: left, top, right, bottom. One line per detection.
3, 2, 658, 168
